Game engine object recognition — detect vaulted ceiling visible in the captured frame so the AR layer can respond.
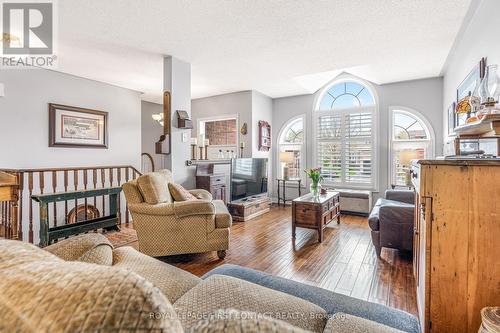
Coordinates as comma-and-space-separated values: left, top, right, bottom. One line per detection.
55, 0, 472, 103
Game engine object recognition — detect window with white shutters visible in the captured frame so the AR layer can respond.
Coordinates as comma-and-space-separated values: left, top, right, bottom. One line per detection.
315, 80, 376, 189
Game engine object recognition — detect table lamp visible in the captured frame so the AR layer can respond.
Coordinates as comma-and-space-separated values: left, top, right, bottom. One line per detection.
280, 152, 294, 180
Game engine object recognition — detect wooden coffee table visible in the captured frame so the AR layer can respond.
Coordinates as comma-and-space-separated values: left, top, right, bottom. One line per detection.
292, 191, 340, 243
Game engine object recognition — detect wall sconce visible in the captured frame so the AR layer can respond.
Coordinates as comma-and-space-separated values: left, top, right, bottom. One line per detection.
152, 112, 164, 126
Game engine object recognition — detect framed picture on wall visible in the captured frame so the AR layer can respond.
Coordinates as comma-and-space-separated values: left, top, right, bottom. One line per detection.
49, 104, 108, 148
448, 102, 456, 136
456, 57, 486, 102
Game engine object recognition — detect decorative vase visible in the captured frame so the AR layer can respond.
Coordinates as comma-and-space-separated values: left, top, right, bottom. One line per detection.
310, 182, 322, 197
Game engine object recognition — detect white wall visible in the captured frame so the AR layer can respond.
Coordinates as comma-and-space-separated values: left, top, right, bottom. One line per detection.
272, 76, 443, 202
141, 101, 164, 171
251, 91, 273, 158
441, 0, 500, 153
0, 69, 142, 169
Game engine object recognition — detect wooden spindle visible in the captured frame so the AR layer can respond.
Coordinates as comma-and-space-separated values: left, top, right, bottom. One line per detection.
101, 169, 106, 216
18, 172, 24, 240
125, 167, 130, 225
28, 172, 34, 243
93, 169, 97, 211
117, 168, 122, 224
73, 170, 78, 222
64, 170, 68, 224
83, 169, 88, 221
52, 171, 57, 227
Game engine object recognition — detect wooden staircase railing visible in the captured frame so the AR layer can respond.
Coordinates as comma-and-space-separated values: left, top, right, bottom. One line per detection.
0, 166, 141, 244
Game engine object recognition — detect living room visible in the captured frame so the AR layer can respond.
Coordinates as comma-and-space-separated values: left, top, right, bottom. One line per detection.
0, 1, 499, 332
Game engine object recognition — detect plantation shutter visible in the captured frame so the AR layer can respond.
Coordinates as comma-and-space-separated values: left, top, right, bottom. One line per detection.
317, 114, 342, 182
344, 112, 372, 184
316, 108, 374, 187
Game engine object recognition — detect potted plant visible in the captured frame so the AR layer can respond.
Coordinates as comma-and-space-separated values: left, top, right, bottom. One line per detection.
304, 168, 323, 197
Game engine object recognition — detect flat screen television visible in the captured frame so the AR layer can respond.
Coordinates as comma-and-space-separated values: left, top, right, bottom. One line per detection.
231, 158, 268, 201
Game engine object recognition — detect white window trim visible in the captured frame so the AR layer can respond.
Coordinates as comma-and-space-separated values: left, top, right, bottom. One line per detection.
388, 106, 435, 188
312, 76, 379, 191
197, 114, 239, 148
275, 114, 306, 185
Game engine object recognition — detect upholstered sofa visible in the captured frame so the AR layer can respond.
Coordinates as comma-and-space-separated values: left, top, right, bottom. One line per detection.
0, 234, 420, 333
122, 169, 232, 259
368, 190, 415, 256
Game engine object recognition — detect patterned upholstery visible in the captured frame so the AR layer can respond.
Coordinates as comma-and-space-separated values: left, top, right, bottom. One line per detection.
188, 309, 313, 333
0, 240, 183, 333
189, 189, 213, 201
323, 313, 405, 333
173, 275, 327, 332
169, 183, 198, 201
44, 233, 113, 265
123, 171, 231, 257
123, 179, 144, 204
113, 246, 201, 303
137, 169, 174, 204
213, 200, 232, 229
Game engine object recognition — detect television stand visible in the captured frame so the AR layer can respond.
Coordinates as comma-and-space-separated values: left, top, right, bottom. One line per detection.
227, 195, 271, 222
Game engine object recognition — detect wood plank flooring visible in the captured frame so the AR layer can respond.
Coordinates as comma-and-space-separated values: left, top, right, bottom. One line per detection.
114, 206, 417, 316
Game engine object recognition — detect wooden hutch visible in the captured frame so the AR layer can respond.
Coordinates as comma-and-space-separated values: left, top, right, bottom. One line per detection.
411, 159, 500, 333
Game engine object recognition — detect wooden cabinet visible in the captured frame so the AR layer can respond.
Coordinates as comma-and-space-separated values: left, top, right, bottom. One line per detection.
196, 174, 227, 203
411, 160, 500, 333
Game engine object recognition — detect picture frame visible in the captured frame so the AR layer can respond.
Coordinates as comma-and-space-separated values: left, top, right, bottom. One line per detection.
49, 103, 108, 148
447, 102, 456, 136
455, 57, 486, 127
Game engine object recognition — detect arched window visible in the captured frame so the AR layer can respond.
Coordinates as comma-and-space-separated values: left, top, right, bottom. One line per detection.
314, 80, 377, 189
390, 108, 434, 187
278, 115, 305, 181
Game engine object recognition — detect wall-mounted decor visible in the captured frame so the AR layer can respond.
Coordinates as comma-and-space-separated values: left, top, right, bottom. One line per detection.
155, 91, 171, 155
258, 120, 271, 151
176, 110, 193, 129
455, 58, 486, 127
240, 122, 248, 135
448, 102, 456, 136
49, 104, 108, 148
457, 57, 486, 103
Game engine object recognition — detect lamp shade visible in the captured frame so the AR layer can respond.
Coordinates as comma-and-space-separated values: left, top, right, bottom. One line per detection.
399, 150, 419, 166
280, 152, 294, 164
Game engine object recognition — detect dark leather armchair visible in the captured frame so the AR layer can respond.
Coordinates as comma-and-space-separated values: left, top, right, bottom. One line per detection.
368, 190, 415, 257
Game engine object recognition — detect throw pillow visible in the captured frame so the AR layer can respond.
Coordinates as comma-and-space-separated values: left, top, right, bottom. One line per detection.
136, 171, 173, 204
168, 183, 198, 201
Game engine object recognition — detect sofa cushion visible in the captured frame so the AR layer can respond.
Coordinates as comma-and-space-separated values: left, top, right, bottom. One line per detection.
204, 264, 420, 333
189, 309, 313, 333
173, 274, 327, 332
324, 313, 405, 333
112, 246, 201, 303
137, 170, 174, 204
0, 239, 183, 333
378, 199, 414, 225
168, 183, 198, 201
44, 233, 113, 265
213, 200, 232, 228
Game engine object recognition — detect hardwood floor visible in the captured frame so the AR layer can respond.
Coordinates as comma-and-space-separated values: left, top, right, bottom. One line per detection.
113, 206, 417, 316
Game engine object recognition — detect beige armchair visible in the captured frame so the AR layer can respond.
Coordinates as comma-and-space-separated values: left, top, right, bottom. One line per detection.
122, 170, 231, 259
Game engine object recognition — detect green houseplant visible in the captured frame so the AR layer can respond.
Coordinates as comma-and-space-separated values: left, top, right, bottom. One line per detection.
304, 168, 323, 197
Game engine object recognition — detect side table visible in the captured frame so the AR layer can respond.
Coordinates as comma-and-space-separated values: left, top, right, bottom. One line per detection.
276, 179, 301, 207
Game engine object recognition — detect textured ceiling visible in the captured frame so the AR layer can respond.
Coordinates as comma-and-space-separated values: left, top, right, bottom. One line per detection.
55, 0, 472, 103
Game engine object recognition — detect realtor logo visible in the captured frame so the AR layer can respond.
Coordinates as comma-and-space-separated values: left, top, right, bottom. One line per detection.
2, 2, 53, 54
1, 1, 56, 68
